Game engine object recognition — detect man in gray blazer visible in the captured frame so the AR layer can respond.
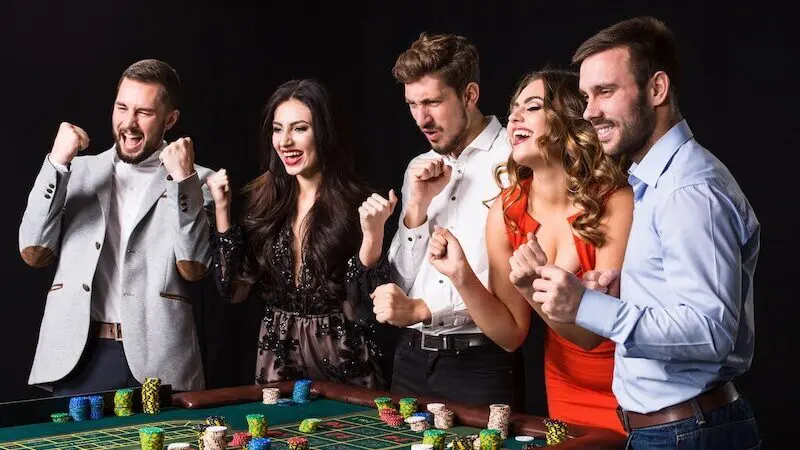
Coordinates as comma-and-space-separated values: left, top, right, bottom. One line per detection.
18, 59, 214, 396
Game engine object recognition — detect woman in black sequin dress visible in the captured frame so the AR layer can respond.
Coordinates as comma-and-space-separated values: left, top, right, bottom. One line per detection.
205, 79, 396, 389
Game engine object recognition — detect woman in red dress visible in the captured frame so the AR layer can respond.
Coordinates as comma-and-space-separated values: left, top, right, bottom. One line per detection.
426, 70, 632, 434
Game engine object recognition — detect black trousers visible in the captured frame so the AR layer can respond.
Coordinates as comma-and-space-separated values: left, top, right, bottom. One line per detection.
390, 330, 518, 408
52, 338, 140, 397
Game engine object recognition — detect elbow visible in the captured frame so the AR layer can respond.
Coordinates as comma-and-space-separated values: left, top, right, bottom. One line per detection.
177, 260, 210, 281
20, 246, 57, 268
500, 331, 527, 352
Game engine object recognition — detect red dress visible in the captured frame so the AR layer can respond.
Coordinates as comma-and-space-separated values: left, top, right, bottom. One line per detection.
503, 179, 624, 435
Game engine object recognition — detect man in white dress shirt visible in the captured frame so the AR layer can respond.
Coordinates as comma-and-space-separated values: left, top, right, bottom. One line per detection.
19, 59, 215, 396
371, 32, 517, 406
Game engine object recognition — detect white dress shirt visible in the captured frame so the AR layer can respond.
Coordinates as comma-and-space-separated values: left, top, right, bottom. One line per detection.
388, 116, 511, 335
50, 146, 164, 323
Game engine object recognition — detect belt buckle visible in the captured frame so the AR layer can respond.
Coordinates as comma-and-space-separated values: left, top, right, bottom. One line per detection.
112, 323, 123, 341
420, 333, 445, 352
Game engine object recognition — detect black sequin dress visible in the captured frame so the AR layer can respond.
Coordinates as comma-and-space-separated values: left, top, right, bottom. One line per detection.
210, 221, 388, 389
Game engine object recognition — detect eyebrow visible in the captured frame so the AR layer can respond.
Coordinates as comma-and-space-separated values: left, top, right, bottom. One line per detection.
273, 120, 311, 127
512, 95, 544, 107
114, 101, 156, 113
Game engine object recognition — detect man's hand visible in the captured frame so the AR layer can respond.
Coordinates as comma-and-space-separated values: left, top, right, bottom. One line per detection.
160, 137, 195, 181
582, 269, 621, 297
403, 158, 452, 228
531, 265, 586, 324
427, 225, 469, 283
371, 283, 430, 327
50, 122, 90, 166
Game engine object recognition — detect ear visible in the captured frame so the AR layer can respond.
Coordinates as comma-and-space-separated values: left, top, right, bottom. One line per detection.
165, 109, 180, 131
649, 71, 670, 107
463, 81, 480, 109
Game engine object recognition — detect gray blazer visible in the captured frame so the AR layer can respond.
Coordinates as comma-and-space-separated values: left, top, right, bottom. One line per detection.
18, 148, 215, 392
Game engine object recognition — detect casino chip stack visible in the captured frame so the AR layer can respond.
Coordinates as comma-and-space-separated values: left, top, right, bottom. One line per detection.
142, 377, 161, 414
202, 425, 228, 450
247, 413, 268, 437
299, 418, 321, 433
423, 429, 446, 450
411, 445, 434, 450
374, 396, 393, 411
287, 436, 309, 450
68, 396, 90, 421
229, 432, 252, 448
50, 412, 71, 423
88, 395, 104, 420
413, 411, 434, 426
405, 416, 429, 432
114, 388, 134, 416
262, 387, 281, 404
399, 397, 418, 418
487, 403, 510, 439
450, 435, 475, 450
292, 379, 312, 403
192, 423, 209, 450
206, 415, 227, 427
167, 444, 192, 450
543, 418, 567, 446
479, 429, 502, 450
433, 408, 454, 429
250, 437, 272, 450
380, 408, 405, 428
139, 426, 164, 450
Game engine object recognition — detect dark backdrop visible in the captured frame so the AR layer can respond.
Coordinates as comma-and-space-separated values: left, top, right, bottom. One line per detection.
2, 1, 793, 446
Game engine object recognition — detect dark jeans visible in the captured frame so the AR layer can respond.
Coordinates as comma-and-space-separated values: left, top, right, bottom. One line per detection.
390, 330, 517, 408
52, 338, 140, 397
625, 398, 762, 449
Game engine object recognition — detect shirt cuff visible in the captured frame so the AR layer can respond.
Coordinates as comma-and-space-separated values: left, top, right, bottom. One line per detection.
575, 289, 621, 339
427, 304, 454, 329
47, 154, 70, 173
173, 171, 197, 183
398, 218, 430, 252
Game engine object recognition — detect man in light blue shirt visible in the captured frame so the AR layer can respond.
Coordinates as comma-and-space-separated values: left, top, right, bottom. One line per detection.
528, 17, 762, 449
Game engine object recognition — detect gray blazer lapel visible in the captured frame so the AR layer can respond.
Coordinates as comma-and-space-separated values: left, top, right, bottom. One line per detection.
86, 150, 114, 222
132, 165, 169, 229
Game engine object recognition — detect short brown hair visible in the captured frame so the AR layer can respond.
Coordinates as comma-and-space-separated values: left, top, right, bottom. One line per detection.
118, 59, 181, 110
572, 17, 681, 101
392, 32, 479, 94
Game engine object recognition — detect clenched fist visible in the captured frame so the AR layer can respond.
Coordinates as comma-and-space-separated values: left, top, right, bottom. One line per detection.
407, 158, 452, 207
160, 137, 195, 181
359, 190, 398, 240
509, 233, 548, 301
51, 122, 90, 166
206, 168, 231, 210
370, 283, 430, 327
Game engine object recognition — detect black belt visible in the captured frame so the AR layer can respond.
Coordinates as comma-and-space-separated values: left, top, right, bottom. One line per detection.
404, 328, 493, 352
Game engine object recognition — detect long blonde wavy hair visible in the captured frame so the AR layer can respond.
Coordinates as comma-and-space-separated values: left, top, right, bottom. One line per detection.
494, 70, 628, 247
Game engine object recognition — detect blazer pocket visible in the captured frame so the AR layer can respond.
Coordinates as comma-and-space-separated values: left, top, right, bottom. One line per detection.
49, 283, 63, 292
159, 291, 191, 304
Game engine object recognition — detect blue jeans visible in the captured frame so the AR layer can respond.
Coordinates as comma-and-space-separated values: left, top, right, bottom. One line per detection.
625, 398, 761, 449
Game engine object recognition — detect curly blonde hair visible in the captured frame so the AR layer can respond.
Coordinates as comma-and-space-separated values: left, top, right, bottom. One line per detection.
494, 70, 627, 247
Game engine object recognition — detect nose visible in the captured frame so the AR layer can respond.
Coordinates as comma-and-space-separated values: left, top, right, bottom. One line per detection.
414, 106, 432, 128
279, 131, 293, 148
508, 105, 523, 124
120, 110, 137, 129
583, 97, 601, 122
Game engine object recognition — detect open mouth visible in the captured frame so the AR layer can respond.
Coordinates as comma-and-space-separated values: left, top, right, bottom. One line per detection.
511, 129, 532, 146
120, 130, 144, 152
422, 129, 441, 142
594, 124, 614, 142
282, 150, 304, 167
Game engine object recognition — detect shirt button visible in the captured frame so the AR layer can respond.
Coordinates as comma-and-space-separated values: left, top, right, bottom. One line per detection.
451, 196, 456, 201
44, 194, 51, 199
438, 279, 443, 284
82, 284, 90, 292
457, 169, 462, 174
95, 242, 101, 249
407, 237, 413, 242
48, 183, 55, 188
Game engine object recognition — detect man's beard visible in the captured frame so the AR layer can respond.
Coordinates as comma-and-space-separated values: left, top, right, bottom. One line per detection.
615, 91, 656, 159
429, 109, 470, 156
113, 128, 164, 164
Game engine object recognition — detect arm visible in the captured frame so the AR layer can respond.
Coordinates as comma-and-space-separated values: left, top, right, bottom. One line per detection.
19, 155, 72, 267
576, 183, 749, 361
386, 165, 430, 292
171, 172, 213, 281
206, 169, 250, 303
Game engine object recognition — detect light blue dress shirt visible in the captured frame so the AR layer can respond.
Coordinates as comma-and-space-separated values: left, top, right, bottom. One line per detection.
575, 120, 760, 413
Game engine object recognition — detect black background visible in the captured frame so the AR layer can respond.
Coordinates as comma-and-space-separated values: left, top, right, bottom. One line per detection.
2, 1, 793, 446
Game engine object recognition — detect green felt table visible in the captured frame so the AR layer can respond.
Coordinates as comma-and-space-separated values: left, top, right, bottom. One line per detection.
0, 381, 626, 449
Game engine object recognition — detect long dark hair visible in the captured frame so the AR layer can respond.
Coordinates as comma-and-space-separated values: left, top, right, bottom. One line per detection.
239, 79, 372, 292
